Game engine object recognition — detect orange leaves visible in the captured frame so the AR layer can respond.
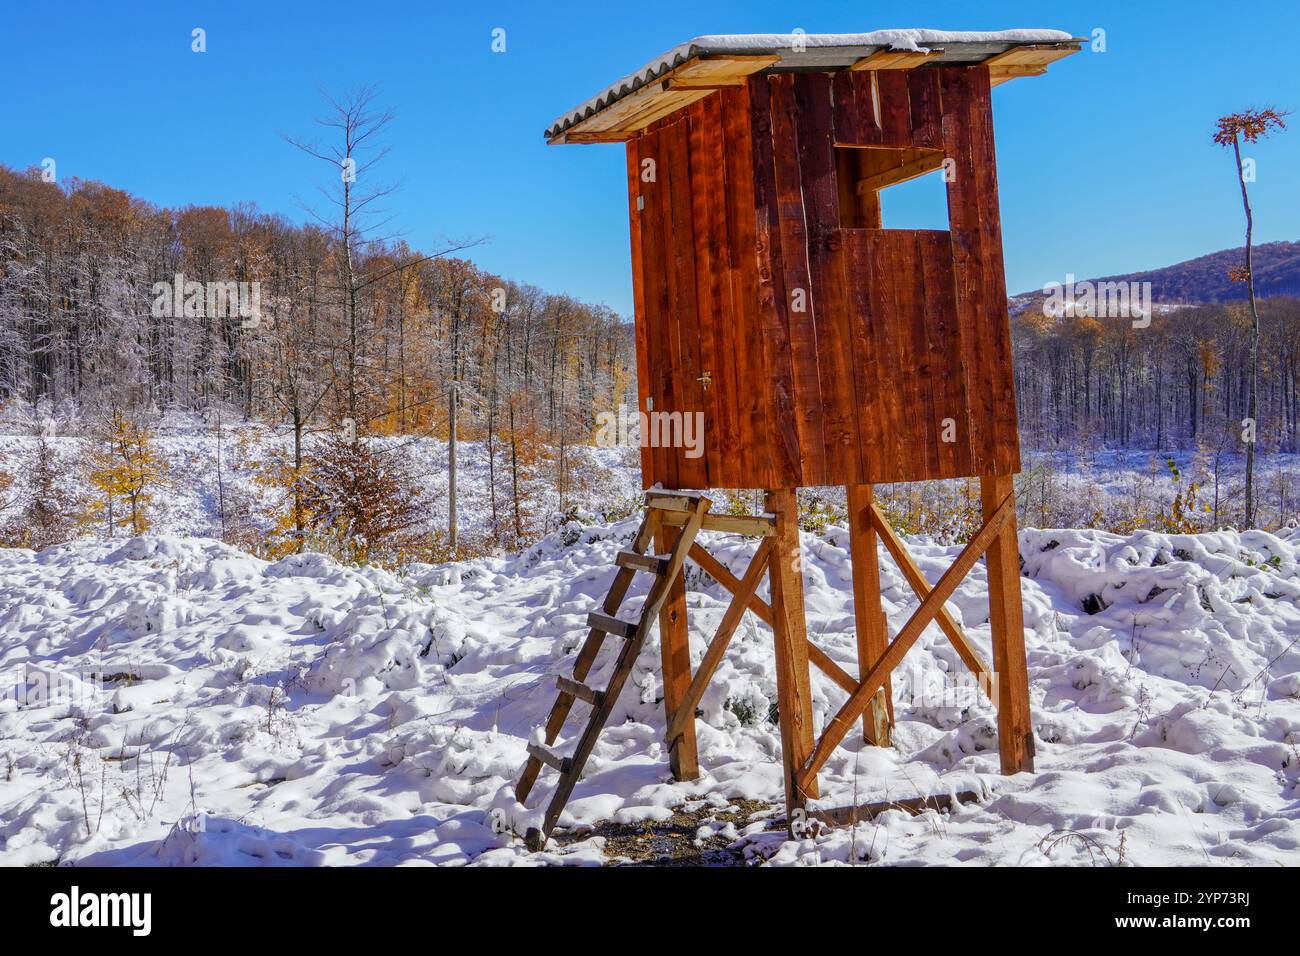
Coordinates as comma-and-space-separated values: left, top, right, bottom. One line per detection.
1196, 338, 1222, 381
1212, 107, 1289, 147
84, 410, 167, 536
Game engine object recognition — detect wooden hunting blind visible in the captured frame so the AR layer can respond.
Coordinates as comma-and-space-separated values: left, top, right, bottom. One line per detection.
517, 30, 1080, 848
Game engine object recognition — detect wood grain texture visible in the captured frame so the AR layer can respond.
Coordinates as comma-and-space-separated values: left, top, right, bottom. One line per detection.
660, 117, 708, 489
766, 488, 818, 814
846, 484, 892, 744
620, 66, 1021, 490
721, 85, 774, 488
655, 522, 699, 780
624, 140, 654, 483
767, 74, 827, 485
981, 473, 1034, 773
793, 72, 859, 486
687, 97, 725, 487
749, 76, 803, 486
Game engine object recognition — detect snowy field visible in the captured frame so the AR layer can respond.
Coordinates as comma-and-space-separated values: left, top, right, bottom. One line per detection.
3, 515, 1299, 866
3, 409, 1296, 548
0, 420, 644, 550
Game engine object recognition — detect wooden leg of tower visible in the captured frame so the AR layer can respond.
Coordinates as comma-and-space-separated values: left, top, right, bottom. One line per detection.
846, 484, 892, 746
980, 474, 1035, 775
765, 488, 818, 821
655, 524, 699, 781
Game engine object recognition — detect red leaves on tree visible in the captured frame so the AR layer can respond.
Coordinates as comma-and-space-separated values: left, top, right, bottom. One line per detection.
1212, 107, 1289, 146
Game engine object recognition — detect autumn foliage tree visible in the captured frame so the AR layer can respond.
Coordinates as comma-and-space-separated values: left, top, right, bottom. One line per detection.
298, 430, 425, 565
84, 410, 167, 536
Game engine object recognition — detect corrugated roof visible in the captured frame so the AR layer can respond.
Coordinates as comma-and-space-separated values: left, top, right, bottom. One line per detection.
546, 29, 1079, 141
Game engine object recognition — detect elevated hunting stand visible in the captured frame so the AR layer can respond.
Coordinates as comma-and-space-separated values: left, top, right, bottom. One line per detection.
518, 30, 1080, 849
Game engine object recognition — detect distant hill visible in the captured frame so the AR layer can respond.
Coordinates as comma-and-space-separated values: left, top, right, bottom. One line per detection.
1013, 239, 1300, 307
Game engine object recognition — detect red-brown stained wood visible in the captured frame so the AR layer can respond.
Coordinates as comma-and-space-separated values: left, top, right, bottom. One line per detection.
903, 230, 941, 477
655, 522, 699, 780
594, 62, 1037, 836
768, 73, 828, 486
766, 488, 818, 812
620, 64, 1020, 491
963, 68, 1021, 475
866, 231, 910, 481
939, 66, 996, 477
876, 70, 914, 147
831, 70, 882, 146
721, 85, 773, 488
624, 139, 654, 484
918, 231, 972, 475
793, 72, 860, 486
840, 234, 885, 480
981, 473, 1034, 773
632, 125, 676, 489
650, 121, 685, 490
846, 483, 892, 744
687, 100, 725, 486
748, 75, 802, 486
839, 228, 971, 483
661, 117, 709, 489
907, 67, 943, 149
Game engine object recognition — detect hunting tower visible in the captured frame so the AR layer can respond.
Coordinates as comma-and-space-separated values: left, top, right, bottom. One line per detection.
517, 30, 1080, 848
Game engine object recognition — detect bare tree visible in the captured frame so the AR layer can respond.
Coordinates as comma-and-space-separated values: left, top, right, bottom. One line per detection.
1213, 106, 1289, 527
283, 85, 481, 428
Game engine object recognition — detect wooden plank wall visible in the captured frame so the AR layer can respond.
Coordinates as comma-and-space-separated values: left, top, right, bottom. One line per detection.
628, 86, 778, 490
624, 64, 1020, 490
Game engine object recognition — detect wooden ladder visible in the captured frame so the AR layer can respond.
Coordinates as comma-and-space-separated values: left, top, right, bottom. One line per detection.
514, 490, 712, 850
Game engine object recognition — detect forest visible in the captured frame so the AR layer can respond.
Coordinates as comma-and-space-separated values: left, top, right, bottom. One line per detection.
0, 143, 635, 559
1, 155, 1298, 558
1012, 298, 1300, 454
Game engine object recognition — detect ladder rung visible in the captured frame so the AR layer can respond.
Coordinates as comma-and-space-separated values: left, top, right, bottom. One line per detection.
527, 741, 572, 775
556, 674, 604, 706
587, 611, 637, 640
615, 550, 669, 574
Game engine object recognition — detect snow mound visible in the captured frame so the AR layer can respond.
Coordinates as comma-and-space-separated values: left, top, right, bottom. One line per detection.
2, 520, 1298, 867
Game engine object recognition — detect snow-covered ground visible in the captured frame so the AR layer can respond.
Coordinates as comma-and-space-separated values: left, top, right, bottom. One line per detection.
0, 421, 644, 549
3, 515, 1299, 866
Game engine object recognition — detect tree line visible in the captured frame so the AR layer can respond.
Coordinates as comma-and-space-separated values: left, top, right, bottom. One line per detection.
1, 87, 1294, 558
1011, 298, 1300, 456
0, 138, 634, 557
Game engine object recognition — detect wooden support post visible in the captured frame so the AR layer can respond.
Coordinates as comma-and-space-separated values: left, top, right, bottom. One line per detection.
980, 474, 1035, 775
655, 524, 699, 781
846, 484, 893, 746
765, 488, 818, 819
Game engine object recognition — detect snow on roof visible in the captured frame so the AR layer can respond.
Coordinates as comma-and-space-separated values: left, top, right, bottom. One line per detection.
546, 28, 1078, 140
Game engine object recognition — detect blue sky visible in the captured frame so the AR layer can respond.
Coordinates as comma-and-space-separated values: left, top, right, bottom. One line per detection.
3, 1, 1297, 312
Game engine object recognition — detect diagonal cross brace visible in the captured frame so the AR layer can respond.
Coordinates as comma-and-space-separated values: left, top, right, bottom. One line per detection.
665, 538, 774, 746
868, 503, 995, 695
796, 492, 1014, 793
688, 541, 859, 693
